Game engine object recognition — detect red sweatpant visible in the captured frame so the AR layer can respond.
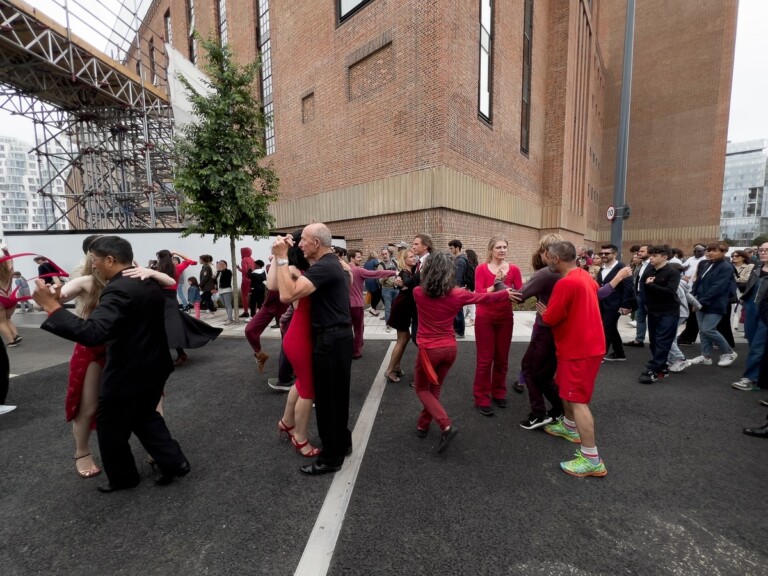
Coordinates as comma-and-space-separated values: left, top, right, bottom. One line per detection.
415, 346, 457, 431
472, 315, 513, 407
351, 306, 364, 357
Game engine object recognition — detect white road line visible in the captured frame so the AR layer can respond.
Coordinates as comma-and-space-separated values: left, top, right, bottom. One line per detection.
294, 342, 395, 576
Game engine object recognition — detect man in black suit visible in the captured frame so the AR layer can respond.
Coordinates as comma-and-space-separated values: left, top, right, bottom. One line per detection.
33, 236, 189, 493
596, 244, 635, 361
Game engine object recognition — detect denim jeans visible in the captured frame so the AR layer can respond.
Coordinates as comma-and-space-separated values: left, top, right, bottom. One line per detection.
381, 287, 398, 322
696, 311, 733, 358
667, 317, 687, 363
647, 312, 679, 372
635, 296, 647, 342
176, 283, 188, 307
743, 298, 767, 381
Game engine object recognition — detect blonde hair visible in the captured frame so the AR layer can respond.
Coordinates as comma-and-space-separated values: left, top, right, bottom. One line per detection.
485, 236, 509, 263
397, 249, 415, 271
76, 257, 107, 318
531, 233, 564, 270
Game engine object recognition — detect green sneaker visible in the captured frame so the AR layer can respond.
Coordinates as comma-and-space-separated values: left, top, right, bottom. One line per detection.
544, 420, 581, 443
560, 452, 607, 477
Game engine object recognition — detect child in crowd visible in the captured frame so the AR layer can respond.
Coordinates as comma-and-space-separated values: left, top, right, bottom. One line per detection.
187, 277, 202, 317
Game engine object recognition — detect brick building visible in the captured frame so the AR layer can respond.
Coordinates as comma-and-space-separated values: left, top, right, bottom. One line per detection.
132, 0, 737, 271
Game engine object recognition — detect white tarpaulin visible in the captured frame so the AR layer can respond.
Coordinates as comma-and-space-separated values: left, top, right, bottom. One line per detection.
165, 43, 212, 129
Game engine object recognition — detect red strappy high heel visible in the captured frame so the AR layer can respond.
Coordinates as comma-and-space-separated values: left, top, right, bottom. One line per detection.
291, 436, 321, 458
278, 419, 295, 439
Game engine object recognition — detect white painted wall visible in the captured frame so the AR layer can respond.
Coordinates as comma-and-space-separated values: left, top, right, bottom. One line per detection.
1, 230, 345, 281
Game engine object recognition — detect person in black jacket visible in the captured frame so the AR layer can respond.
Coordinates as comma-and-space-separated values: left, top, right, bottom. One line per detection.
33, 236, 189, 493
638, 246, 681, 384
689, 242, 738, 367
596, 244, 635, 361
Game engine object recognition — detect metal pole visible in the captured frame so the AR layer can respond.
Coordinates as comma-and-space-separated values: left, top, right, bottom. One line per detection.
610, 0, 636, 253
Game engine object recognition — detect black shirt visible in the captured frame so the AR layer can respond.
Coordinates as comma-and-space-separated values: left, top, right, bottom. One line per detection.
303, 253, 351, 328
643, 264, 681, 315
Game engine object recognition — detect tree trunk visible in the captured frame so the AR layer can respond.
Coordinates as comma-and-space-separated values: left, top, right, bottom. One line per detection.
230, 236, 239, 323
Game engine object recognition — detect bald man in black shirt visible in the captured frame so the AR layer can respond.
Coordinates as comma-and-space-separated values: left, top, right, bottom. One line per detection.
272, 223, 353, 476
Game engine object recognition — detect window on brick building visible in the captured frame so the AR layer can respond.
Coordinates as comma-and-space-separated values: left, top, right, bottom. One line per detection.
164, 10, 172, 44
187, 0, 197, 64
478, 0, 493, 122
520, 0, 533, 154
338, 0, 373, 23
257, 0, 275, 155
149, 38, 157, 85
216, 0, 228, 45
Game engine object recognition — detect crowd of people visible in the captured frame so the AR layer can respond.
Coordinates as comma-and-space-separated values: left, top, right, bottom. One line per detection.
1, 228, 767, 491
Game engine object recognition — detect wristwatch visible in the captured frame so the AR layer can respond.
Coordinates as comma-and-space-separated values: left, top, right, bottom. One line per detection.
276, 258, 289, 266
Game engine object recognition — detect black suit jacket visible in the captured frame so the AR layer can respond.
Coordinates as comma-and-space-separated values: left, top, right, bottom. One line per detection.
597, 261, 636, 313
42, 269, 173, 397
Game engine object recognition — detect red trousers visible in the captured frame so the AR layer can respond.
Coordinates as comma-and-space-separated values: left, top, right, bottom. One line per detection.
472, 315, 513, 407
415, 346, 457, 431
244, 291, 289, 353
350, 306, 364, 357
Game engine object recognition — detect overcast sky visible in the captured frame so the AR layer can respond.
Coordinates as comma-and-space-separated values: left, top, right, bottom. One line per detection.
1, 0, 766, 145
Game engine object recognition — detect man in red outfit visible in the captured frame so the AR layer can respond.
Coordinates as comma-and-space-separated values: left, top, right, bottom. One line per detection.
537, 241, 608, 478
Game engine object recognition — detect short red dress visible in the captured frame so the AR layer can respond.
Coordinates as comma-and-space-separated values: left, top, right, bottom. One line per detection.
66, 342, 106, 429
282, 297, 313, 399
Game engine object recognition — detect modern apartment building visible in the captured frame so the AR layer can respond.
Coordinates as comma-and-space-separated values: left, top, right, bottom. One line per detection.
130, 0, 737, 267
720, 139, 768, 244
0, 136, 69, 233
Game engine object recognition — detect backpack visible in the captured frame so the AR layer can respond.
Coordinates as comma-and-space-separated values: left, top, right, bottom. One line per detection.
463, 257, 476, 291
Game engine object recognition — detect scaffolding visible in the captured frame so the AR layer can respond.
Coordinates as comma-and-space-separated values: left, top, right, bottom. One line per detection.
0, 0, 180, 229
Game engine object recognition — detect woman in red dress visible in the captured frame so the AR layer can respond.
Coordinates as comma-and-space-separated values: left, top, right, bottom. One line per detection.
268, 230, 319, 457
472, 236, 523, 416
413, 252, 515, 452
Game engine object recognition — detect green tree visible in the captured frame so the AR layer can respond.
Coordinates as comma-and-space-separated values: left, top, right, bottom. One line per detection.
174, 36, 278, 318
752, 235, 768, 246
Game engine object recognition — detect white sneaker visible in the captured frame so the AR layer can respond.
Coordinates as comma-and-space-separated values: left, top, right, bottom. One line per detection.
731, 377, 757, 391
718, 352, 738, 367
0, 404, 17, 415
689, 356, 713, 366
668, 360, 691, 373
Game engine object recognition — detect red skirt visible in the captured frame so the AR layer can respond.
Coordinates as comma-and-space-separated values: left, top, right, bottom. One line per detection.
66, 343, 106, 429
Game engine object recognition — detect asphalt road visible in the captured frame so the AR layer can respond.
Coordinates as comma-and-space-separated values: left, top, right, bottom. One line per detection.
1, 327, 767, 576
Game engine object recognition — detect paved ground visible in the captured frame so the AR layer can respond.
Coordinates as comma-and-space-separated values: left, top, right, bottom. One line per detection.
1, 314, 766, 576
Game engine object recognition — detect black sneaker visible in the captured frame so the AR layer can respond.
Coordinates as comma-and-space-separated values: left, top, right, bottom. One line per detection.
416, 428, 429, 438
492, 397, 508, 408
519, 414, 554, 430
437, 426, 459, 453
511, 381, 525, 394
603, 353, 627, 362
267, 378, 293, 391
624, 340, 644, 347
476, 405, 494, 417
677, 339, 694, 346
639, 369, 670, 384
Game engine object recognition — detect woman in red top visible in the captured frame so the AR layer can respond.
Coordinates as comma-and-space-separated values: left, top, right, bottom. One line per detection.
472, 236, 523, 416
414, 252, 514, 453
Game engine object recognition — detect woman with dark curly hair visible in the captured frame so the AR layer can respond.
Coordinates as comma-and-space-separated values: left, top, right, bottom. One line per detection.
412, 252, 516, 453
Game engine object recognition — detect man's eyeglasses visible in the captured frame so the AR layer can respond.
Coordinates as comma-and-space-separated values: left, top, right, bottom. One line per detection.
598, 252, 612, 256
758, 249, 768, 254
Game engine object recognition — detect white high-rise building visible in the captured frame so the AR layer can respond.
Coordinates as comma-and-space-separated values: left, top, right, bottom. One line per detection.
720, 139, 768, 244
0, 135, 69, 232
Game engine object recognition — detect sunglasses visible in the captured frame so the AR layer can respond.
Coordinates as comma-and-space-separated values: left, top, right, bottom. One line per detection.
598, 252, 612, 256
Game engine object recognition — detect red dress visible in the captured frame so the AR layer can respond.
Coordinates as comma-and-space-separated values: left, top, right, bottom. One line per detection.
283, 298, 313, 399
66, 343, 106, 429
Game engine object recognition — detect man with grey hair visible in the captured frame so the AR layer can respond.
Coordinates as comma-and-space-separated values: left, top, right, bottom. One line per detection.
538, 241, 607, 478
272, 223, 353, 476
